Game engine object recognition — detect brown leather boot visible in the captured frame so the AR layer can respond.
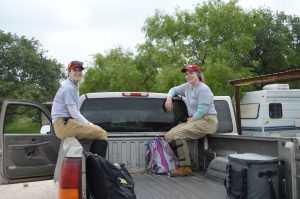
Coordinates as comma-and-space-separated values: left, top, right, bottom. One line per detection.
170, 167, 192, 177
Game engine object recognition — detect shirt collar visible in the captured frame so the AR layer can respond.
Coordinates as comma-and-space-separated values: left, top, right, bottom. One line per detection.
68, 77, 78, 87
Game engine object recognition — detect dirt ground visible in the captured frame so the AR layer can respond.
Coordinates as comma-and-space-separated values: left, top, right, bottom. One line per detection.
0, 180, 54, 199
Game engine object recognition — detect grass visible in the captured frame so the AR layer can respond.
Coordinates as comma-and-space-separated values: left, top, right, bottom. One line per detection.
4, 118, 40, 134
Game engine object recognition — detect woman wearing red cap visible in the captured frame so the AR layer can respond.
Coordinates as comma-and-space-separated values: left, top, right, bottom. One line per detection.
51, 61, 108, 157
164, 65, 218, 176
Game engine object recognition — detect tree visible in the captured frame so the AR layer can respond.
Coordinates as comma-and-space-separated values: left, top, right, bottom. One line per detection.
80, 47, 143, 93
140, 0, 256, 94
0, 30, 65, 102
249, 9, 296, 76
82, 0, 300, 94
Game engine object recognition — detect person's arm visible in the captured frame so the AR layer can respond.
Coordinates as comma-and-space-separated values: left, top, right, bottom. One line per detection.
165, 87, 177, 111
191, 104, 209, 121
189, 87, 213, 122
67, 104, 91, 124
165, 84, 187, 111
167, 87, 178, 98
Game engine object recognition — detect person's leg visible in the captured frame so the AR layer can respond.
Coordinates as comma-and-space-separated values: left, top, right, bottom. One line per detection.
165, 123, 191, 165
193, 115, 218, 136
164, 124, 192, 176
169, 139, 192, 176
164, 123, 186, 142
164, 115, 218, 176
165, 115, 218, 141
174, 139, 191, 167
54, 118, 108, 140
90, 140, 108, 158
54, 118, 108, 158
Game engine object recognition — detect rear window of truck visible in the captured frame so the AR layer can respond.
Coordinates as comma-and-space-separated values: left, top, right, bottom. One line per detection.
80, 97, 188, 133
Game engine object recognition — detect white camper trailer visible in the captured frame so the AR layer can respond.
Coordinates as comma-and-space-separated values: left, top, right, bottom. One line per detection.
240, 84, 300, 136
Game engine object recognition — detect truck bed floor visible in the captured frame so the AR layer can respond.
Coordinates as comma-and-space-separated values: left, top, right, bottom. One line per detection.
132, 172, 229, 199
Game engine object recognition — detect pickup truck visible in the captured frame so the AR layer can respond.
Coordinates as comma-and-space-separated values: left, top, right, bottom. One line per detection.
0, 92, 299, 199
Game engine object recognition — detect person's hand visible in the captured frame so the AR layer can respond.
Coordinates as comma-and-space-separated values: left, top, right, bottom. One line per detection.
165, 97, 173, 112
186, 117, 194, 124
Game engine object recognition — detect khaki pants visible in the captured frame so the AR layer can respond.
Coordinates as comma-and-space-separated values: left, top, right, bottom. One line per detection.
54, 118, 108, 140
165, 115, 218, 142
165, 115, 218, 167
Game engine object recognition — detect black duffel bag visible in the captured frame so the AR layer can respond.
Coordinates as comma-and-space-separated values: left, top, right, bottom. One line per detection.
84, 151, 136, 199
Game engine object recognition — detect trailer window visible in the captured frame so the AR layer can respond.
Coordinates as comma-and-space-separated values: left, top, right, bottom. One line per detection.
240, 103, 260, 119
269, 103, 282, 118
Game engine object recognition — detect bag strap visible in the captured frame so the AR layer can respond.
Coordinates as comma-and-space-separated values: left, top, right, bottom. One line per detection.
224, 164, 232, 195
268, 177, 277, 199
156, 138, 171, 174
224, 164, 247, 199
159, 138, 179, 175
146, 139, 159, 171
236, 168, 247, 199
159, 139, 178, 161
278, 160, 288, 199
258, 170, 278, 199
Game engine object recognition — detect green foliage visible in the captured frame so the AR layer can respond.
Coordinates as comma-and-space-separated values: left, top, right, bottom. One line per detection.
81, 0, 300, 96
203, 63, 235, 96
3, 0, 299, 104
0, 30, 65, 102
288, 16, 300, 68
80, 47, 143, 93
5, 118, 39, 134
250, 9, 297, 75
4, 104, 41, 134
154, 66, 186, 92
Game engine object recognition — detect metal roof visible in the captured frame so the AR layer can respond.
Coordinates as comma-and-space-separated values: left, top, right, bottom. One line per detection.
229, 68, 300, 87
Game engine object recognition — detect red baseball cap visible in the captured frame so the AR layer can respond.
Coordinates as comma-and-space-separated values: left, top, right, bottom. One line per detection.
181, 65, 200, 73
68, 61, 84, 71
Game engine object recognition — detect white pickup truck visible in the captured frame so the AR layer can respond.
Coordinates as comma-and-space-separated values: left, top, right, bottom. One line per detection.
0, 92, 299, 199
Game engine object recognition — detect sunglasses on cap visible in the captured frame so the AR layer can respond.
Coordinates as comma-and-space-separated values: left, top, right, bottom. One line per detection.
68, 61, 84, 70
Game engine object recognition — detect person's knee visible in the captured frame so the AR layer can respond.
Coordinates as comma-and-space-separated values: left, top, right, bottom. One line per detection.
90, 125, 108, 140
98, 130, 108, 140
100, 133, 108, 140
164, 133, 173, 142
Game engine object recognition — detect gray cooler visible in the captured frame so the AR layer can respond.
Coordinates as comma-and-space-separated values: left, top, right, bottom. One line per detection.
225, 153, 279, 199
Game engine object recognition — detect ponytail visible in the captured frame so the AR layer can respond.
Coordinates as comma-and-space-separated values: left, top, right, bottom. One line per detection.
199, 72, 206, 84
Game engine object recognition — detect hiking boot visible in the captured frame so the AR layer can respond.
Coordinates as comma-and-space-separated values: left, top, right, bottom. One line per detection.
170, 167, 192, 177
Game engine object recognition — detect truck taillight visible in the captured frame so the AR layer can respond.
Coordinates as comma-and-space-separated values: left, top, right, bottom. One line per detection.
59, 157, 82, 199
122, 92, 149, 97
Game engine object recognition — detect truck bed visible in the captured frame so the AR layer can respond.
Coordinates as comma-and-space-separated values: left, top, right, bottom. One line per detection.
132, 172, 228, 199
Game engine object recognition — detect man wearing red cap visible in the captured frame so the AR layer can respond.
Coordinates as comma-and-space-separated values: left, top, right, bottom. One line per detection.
51, 61, 108, 157
164, 65, 218, 176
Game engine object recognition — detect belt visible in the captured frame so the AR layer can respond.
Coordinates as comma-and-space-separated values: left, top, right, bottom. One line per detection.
63, 117, 72, 125
207, 114, 217, 116
190, 114, 217, 117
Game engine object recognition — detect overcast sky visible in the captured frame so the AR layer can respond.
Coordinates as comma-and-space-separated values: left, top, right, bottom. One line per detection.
1, 0, 299, 67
